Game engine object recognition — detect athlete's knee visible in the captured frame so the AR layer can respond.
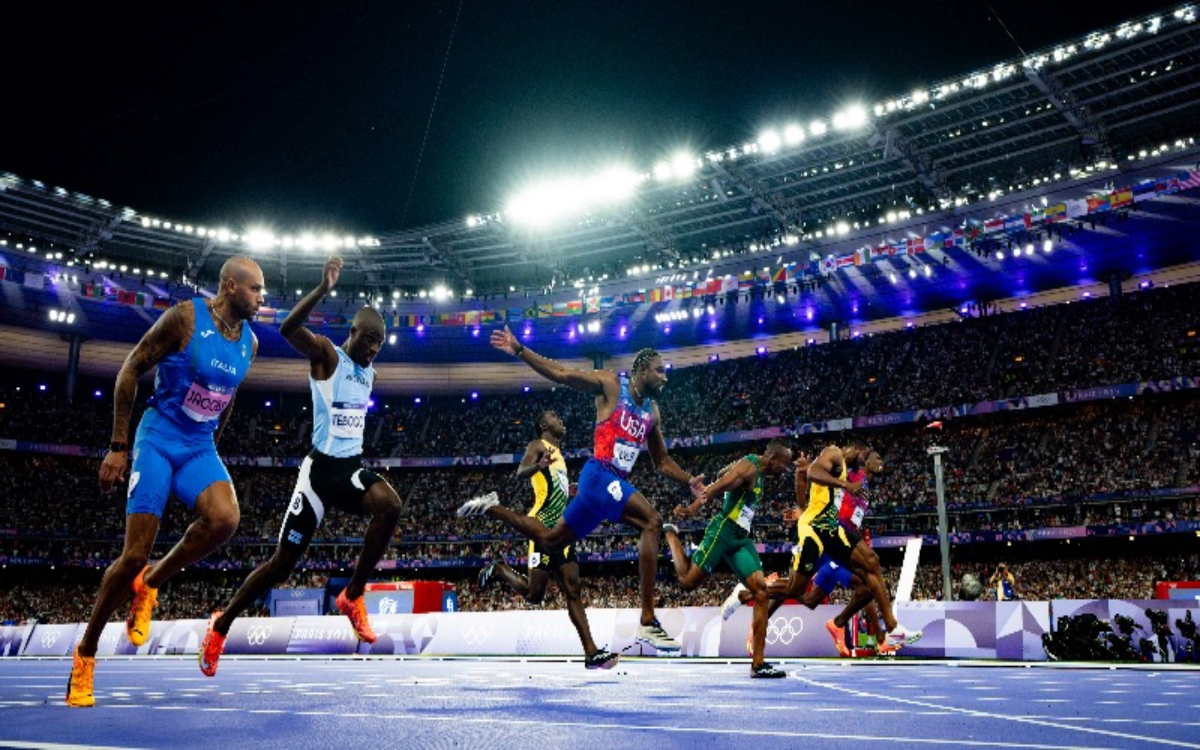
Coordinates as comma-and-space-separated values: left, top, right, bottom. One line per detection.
747, 577, 769, 608
368, 484, 403, 518
643, 508, 663, 537
117, 549, 151, 575
204, 505, 240, 541
801, 588, 824, 609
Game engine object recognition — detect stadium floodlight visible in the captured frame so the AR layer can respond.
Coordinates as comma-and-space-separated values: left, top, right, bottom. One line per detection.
215, 228, 231, 243
809, 120, 827, 137
653, 161, 673, 181
431, 285, 450, 301
888, 272, 898, 284
670, 152, 697, 179
321, 234, 339, 251
908, 268, 917, 279
1013, 247, 1022, 257
757, 129, 782, 154
832, 105, 868, 131
140, 217, 151, 228
1043, 239, 1053, 253
466, 215, 479, 228
297, 233, 317, 251
586, 320, 600, 333
923, 265, 932, 277
281, 236, 295, 249
783, 124, 805, 145
835, 222, 850, 236
392, 290, 401, 300
418, 290, 427, 299
388, 334, 397, 345
245, 228, 276, 251
1025, 243, 1034, 255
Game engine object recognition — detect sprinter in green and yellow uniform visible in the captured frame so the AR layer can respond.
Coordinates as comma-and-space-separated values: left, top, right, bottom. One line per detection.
663, 440, 793, 678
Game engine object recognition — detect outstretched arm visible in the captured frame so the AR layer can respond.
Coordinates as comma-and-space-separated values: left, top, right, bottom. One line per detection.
491, 325, 613, 395
100, 302, 191, 493
807, 446, 861, 496
279, 256, 340, 377
675, 458, 754, 519
646, 403, 703, 492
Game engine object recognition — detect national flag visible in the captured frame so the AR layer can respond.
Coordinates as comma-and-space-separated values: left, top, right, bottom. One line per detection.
1132, 180, 1156, 202
836, 255, 855, 268
2, 268, 22, 284
952, 228, 966, 247
152, 297, 171, 311
737, 278, 754, 290
464, 311, 481, 326
117, 290, 137, 305
538, 304, 554, 317
629, 292, 645, 303
419, 315, 436, 327
820, 257, 836, 275
927, 231, 946, 249
853, 247, 870, 266
23, 273, 44, 290
84, 283, 106, 298
551, 303, 568, 317
1064, 199, 1089, 218
1086, 195, 1111, 213
906, 238, 925, 255
516, 307, 535, 320
649, 289, 662, 303
721, 276, 738, 293
566, 300, 583, 315
983, 218, 1005, 234
1043, 203, 1066, 222
771, 266, 787, 282
585, 297, 600, 314
662, 286, 675, 301
783, 263, 800, 281
599, 296, 615, 309
1109, 188, 1133, 208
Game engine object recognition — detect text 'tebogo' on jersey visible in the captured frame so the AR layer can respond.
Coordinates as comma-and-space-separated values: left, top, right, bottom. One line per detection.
310, 346, 374, 458
592, 374, 655, 479
148, 297, 253, 435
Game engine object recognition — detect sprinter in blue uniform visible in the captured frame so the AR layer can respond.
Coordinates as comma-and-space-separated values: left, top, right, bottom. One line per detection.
198, 256, 402, 677
68, 256, 264, 707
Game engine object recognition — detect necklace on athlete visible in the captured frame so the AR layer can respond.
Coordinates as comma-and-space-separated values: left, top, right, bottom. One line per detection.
210, 301, 238, 334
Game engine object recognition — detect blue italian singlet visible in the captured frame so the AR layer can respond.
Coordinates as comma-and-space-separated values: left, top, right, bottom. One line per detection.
310, 346, 374, 458
128, 299, 253, 516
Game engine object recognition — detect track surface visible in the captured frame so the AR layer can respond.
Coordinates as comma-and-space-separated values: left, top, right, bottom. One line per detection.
1, 657, 1199, 749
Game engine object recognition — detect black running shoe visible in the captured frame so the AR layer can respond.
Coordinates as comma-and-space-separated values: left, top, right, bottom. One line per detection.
477, 559, 498, 590
585, 648, 619, 670
750, 662, 787, 679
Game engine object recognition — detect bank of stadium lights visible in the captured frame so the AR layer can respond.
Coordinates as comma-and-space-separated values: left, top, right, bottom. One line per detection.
48, 309, 75, 324
507, 166, 642, 226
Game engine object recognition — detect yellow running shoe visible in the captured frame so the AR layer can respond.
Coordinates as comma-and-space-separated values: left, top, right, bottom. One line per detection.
199, 611, 227, 677
66, 647, 94, 708
336, 589, 377, 644
126, 565, 159, 647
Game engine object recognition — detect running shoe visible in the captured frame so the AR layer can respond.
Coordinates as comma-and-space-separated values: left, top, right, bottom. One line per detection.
336, 589, 378, 644
750, 662, 787, 679
876, 639, 899, 656
584, 648, 620, 670
199, 611, 227, 677
885, 624, 923, 647
65, 647, 94, 708
765, 572, 780, 586
125, 565, 158, 647
826, 618, 850, 657
721, 583, 748, 621
477, 559, 499, 590
456, 491, 500, 517
635, 619, 681, 652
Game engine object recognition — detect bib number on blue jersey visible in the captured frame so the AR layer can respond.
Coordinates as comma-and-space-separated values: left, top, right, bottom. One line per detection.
612, 441, 639, 472
329, 405, 367, 440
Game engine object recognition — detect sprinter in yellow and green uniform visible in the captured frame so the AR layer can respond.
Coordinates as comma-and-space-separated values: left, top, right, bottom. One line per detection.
663, 440, 793, 678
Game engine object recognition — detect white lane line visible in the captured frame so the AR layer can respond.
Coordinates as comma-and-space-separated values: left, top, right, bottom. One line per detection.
789, 673, 1200, 749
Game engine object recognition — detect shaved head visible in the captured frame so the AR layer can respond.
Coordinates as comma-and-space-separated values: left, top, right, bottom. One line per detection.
219, 256, 262, 286
352, 306, 386, 335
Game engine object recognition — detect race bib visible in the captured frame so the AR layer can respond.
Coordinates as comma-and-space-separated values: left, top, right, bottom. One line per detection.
612, 441, 639, 472
850, 506, 865, 528
735, 505, 755, 532
181, 382, 232, 422
329, 403, 367, 439
528, 552, 542, 569
552, 468, 569, 498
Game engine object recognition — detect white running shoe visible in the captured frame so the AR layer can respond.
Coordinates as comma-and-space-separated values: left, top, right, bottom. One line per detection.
721, 583, 748, 621
456, 491, 500, 517
635, 620, 681, 652
886, 623, 923, 647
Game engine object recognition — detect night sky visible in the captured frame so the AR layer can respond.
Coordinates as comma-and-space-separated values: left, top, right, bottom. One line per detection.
3, 1, 1180, 234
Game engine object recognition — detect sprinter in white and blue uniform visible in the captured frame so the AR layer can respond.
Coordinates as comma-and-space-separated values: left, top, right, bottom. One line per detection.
200, 257, 403, 677
70, 257, 264, 708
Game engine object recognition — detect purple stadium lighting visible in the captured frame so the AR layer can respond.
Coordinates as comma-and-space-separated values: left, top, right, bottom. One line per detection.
708, 354, 719, 362
472, 328, 480, 337
264, 401, 272, 408
1020, 302, 1028, 309
709, 321, 717, 331
38, 384, 46, 391
1083, 291, 1091, 299
523, 326, 532, 337
806, 338, 815, 345
960, 305, 969, 314
664, 362, 672, 370
568, 329, 576, 339
757, 316, 764, 324
806, 309, 814, 321
93, 390, 102, 398
470, 391, 479, 400
756, 346, 767, 355
664, 326, 671, 334
1139, 280, 1152, 289
905, 322, 914, 329
522, 385, 531, 393
414, 397, 422, 405
619, 326, 627, 336
416, 324, 425, 333
367, 399, 376, 409
618, 371, 627, 377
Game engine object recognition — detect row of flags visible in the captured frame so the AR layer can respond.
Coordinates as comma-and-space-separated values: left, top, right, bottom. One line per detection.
7, 169, 1200, 326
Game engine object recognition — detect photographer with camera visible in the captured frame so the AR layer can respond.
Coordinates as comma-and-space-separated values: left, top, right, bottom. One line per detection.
989, 563, 1018, 601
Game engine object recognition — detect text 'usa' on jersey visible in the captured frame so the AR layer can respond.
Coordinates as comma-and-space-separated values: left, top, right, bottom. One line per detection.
592, 374, 655, 479
311, 346, 375, 458
149, 298, 253, 435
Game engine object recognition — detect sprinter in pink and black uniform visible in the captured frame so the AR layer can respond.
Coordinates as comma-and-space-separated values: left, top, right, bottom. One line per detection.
458, 331, 704, 651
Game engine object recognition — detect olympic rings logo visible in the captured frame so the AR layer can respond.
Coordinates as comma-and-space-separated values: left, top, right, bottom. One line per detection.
765, 617, 804, 645
459, 623, 495, 646
246, 625, 274, 646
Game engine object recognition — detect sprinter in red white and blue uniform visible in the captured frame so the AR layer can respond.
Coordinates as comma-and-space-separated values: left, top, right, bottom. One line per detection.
458, 332, 705, 652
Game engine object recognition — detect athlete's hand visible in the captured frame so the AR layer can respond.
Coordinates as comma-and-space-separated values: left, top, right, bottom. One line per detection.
673, 503, 697, 520
783, 508, 800, 524
538, 449, 554, 469
845, 481, 864, 497
688, 474, 706, 499
793, 452, 811, 474
490, 325, 520, 356
321, 256, 343, 292
99, 450, 129, 494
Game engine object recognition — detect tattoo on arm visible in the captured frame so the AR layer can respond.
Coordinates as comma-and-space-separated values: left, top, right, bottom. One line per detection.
112, 305, 189, 442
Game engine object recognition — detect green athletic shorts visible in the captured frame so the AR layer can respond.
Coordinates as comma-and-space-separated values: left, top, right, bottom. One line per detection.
690, 516, 762, 584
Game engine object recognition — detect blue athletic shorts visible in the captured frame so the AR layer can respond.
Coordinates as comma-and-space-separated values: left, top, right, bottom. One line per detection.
126, 408, 233, 517
812, 554, 854, 593
561, 459, 638, 538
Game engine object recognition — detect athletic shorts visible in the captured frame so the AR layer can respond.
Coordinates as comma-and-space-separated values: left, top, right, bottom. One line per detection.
691, 516, 762, 584
561, 459, 637, 538
126, 408, 232, 517
792, 522, 861, 576
528, 539, 577, 571
278, 450, 384, 552
812, 555, 855, 592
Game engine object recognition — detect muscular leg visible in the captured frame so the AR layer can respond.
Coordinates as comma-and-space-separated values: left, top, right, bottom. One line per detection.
832, 583, 876, 629
213, 545, 305, 636
663, 526, 707, 591
344, 482, 403, 600
845, 542, 898, 632
486, 506, 576, 548
145, 481, 240, 589
619, 492, 664, 626
745, 571, 770, 668
76, 513, 160, 657
495, 563, 550, 604
555, 564, 599, 656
